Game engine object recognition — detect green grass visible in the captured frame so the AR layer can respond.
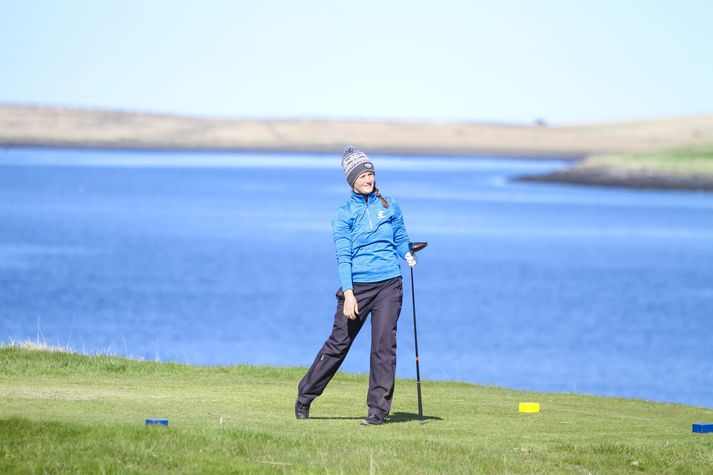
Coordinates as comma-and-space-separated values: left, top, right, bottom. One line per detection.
2, 346, 712, 474
583, 146, 713, 176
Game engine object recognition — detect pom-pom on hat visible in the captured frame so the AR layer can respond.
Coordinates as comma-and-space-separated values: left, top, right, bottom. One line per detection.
341, 145, 374, 187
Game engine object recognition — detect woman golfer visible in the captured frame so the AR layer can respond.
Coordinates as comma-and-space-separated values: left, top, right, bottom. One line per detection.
295, 146, 417, 425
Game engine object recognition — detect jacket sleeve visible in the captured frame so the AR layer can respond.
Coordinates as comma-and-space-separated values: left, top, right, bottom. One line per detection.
391, 200, 411, 259
332, 206, 353, 291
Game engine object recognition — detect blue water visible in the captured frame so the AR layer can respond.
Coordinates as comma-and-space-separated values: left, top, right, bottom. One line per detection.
1, 148, 712, 408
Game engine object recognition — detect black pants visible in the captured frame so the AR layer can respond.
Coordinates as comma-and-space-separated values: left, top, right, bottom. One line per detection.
297, 276, 403, 419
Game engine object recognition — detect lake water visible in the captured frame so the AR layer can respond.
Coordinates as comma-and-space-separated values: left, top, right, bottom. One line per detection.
1, 148, 711, 409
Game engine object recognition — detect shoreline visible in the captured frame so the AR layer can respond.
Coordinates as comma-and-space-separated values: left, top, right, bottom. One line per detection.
3, 104, 713, 191
0, 104, 594, 158
4, 103, 713, 157
520, 148, 713, 192
5, 142, 712, 192
519, 165, 713, 192
0, 142, 581, 161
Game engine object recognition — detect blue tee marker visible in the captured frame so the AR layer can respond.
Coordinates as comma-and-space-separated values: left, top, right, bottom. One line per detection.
146, 419, 169, 427
692, 423, 712, 433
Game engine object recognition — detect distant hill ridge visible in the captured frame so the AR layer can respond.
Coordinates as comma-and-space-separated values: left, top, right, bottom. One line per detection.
2, 104, 713, 157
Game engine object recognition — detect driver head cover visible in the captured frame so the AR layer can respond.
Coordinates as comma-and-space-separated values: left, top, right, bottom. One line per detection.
342, 145, 374, 187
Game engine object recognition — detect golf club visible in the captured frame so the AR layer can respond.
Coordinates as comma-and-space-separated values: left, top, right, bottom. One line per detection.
409, 241, 428, 422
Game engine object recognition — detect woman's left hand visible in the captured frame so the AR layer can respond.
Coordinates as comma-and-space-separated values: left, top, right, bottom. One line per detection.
405, 252, 417, 268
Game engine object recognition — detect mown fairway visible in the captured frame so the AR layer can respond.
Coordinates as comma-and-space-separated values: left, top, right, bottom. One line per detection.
1, 347, 712, 473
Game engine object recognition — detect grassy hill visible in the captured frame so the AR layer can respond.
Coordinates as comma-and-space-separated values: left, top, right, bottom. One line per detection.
1, 346, 711, 473
522, 146, 713, 191
4, 104, 713, 190
3, 104, 713, 158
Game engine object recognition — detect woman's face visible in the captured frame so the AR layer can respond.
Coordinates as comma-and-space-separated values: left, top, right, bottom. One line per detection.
353, 171, 375, 195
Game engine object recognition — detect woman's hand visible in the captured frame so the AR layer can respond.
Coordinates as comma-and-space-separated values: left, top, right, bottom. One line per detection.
343, 289, 359, 320
405, 252, 417, 268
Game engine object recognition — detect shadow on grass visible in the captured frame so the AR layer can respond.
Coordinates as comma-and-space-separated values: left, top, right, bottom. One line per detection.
307, 413, 442, 424
388, 412, 443, 424
308, 416, 363, 421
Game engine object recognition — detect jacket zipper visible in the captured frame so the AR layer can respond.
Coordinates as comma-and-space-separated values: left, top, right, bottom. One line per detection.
366, 201, 373, 229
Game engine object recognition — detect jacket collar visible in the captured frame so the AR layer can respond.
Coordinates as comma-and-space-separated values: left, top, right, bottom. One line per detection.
351, 191, 377, 205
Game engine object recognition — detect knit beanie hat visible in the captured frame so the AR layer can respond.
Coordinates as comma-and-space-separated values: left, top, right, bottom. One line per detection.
341, 145, 374, 187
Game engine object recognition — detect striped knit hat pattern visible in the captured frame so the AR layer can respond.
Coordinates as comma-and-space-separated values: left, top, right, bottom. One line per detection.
341, 145, 374, 186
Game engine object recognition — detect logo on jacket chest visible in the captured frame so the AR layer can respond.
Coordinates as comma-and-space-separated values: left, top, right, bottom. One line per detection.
376, 210, 387, 219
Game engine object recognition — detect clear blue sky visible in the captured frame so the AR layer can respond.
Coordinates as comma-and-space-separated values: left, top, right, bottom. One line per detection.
2, 0, 712, 125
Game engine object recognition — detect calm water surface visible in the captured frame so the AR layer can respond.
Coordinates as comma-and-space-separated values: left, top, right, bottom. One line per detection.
1, 148, 711, 408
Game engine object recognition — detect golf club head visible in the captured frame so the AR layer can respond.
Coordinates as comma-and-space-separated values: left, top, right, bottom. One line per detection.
409, 242, 428, 254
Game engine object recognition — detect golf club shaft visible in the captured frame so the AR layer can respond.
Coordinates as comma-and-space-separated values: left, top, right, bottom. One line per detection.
411, 266, 424, 421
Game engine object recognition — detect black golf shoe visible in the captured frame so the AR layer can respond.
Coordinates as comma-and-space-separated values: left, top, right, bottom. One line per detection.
295, 400, 310, 420
360, 414, 385, 425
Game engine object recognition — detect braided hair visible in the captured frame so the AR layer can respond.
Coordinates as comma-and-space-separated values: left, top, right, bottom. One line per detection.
373, 185, 389, 208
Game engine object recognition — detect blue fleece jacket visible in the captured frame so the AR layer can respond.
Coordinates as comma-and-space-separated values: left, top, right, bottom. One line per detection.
332, 192, 411, 291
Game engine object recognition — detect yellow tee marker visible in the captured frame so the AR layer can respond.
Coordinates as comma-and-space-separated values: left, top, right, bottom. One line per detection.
519, 402, 540, 413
